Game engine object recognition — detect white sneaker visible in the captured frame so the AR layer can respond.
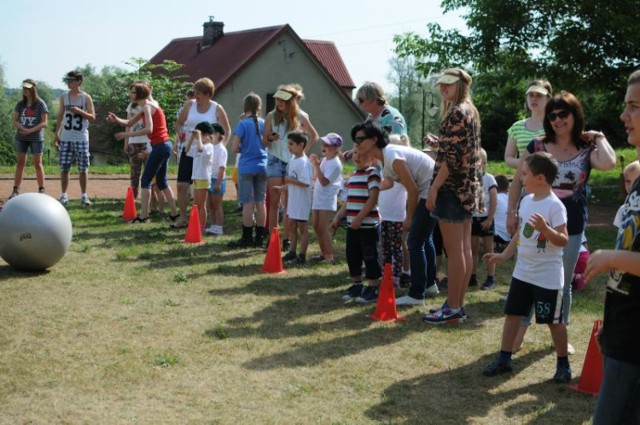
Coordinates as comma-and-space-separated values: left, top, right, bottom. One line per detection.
59, 195, 68, 205
214, 226, 223, 235
395, 295, 425, 306
81, 195, 92, 206
204, 225, 217, 235
425, 283, 440, 298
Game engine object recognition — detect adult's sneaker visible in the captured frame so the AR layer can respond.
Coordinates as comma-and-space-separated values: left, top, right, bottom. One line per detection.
282, 251, 297, 262
399, 273, 411, 288
355, 285, 379, 304
81, 195, 92, 206
483, 358, 513, 376
59, 195, 68, 205
8, 187, 19, 199
422, 307, 464, 325
342, 283, 364, 302
553, 364, 572, 383
396, 295, 425, 306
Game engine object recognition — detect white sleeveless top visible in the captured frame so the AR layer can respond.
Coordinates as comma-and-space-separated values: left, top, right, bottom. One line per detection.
60, 91, 89, 142
184, 100, 218, 140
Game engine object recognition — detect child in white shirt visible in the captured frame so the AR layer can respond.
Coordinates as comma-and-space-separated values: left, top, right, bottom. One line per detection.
185, 121, 215, 233
310, 133, 343, 264
205, 123, 228, 235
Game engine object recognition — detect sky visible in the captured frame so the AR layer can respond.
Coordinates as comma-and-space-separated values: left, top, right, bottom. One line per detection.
0, 0, 466, 95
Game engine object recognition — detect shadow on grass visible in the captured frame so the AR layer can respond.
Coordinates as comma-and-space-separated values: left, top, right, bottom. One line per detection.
0, 264, 50, 279
365, 350, 595, 424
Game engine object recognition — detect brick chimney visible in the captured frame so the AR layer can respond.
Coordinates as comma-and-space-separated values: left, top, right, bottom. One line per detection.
202, 16, 224, 47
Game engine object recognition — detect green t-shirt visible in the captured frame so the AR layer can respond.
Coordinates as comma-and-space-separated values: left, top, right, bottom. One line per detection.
507, 119, 544, 154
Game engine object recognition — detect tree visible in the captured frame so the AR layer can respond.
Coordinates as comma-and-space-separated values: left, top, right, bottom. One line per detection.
394, 0, 640, 148
0, 62, 17, 165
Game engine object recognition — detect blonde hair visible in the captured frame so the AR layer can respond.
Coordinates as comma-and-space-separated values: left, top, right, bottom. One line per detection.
438, 68, 480, 129
272, 84, 300, 132
356, 81, 387, 106
624, 160, 640, 178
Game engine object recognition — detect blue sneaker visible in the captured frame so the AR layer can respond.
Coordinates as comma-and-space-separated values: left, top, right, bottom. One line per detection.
342, 283, 364, 303
355, 285, 379, 304
553, 364, 572, 383
483, 358, 513, 376
422, 307, 465, 325
428, 300, 449, 314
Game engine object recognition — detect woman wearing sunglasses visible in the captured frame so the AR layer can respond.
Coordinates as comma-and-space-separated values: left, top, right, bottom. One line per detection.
507, 91, 616, 351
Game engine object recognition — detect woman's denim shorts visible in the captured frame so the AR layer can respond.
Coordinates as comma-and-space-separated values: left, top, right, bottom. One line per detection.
431, 188, 471, 223
266, 155, 288, 178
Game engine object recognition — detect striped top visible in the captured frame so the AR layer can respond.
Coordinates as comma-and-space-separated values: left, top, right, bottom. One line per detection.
346, 167, 380, 228
507, 119, 545, 154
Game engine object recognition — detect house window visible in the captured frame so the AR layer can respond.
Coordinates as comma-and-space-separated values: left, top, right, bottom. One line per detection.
266, 93, 275, 114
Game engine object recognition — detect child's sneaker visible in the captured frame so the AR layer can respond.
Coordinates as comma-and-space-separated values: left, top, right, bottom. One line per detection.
422, 307, 464, 325
342, 283, 364, 302
355, 286, 379, 304
281, 239, 291, 252
282, 251, 297, 262
553, 364, 572, 383
482, 276, 496, 290
425, 283, 439, 298
483, 358, 513, 376
428, 300, 449, 314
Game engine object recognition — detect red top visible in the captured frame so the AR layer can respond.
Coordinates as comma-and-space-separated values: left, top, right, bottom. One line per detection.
142, 106, 170, 144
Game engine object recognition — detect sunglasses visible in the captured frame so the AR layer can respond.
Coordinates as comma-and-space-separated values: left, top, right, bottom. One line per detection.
353, 136, 370, 144
547, 110, 571, 121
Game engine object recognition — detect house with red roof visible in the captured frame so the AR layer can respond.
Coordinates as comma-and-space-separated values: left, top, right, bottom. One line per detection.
149, 17, 365, 154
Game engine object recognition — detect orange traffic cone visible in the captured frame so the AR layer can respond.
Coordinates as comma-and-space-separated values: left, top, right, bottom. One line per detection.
122, 187, 137, 221
184, 204, 203, 244
368, 263, 404, 322
262, 227, 285, 274
570, 320, 604, 395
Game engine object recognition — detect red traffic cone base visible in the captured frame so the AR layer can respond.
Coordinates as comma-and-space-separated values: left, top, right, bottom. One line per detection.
262, 227, 285, 274
368, 263, 404, 322
569, 320, 604, 395
122, 187, 137, 221
184, 204, 203, 244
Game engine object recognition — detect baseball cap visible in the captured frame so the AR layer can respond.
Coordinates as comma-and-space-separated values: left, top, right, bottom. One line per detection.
320, 133, 343, 147
211, 122, 225, 135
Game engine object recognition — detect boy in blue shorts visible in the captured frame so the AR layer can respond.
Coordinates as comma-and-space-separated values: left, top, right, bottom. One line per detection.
482, 152, 571, 383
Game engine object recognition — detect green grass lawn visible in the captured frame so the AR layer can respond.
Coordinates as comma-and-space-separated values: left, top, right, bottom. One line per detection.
0, 197, 618, 424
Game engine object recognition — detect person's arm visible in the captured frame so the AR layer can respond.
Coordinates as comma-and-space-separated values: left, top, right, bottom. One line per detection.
482, 186, 498, 230
114, 106, 152, 140
484, 231, 519, 264
184, 129, 200, 153
585, 250, 640, 284
392, 159, 419, 231
69, 94, 95, 122
263, 112, 277, 147
330, 202, 347, 231
53, 95, 65, 148
426, 161, 449, 211
587, 131, 616, 171
231, 135, 241, 154
214, 165, 225, 191
507, 149, 531, 235
504, 135, 520, 169
300, 114, 319, 153
216, 105, 232, 146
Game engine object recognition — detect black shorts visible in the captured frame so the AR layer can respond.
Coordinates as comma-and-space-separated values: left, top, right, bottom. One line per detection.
472, 216, 495, 237
177, 148, 193, 184
504, 277, 563, 324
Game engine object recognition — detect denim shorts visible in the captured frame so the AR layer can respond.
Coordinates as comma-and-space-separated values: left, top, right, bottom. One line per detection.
208, 178, 226, 195
15, 139, 44, 155
431, 188, 470, 223
238, 172, 267, 203
266, 155, 288, 178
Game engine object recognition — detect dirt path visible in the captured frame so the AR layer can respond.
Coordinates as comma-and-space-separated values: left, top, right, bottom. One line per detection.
0, 173, 617, 227
0, 174, 237, 203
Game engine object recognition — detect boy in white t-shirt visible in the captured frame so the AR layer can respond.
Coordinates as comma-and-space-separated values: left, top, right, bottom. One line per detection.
470, 148, 498, 290
276, 132, 313, 265
482, 152, 572, 383
185, 122, 215, 233
310, 133, 343, 264
205, 123, 228, 236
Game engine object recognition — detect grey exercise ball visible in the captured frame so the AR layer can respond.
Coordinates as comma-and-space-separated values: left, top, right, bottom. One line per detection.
0, 193, 73, 271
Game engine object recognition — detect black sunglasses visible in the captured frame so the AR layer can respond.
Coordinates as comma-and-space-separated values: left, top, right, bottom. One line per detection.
353, 136, 370, 144
547, 110, 571, 121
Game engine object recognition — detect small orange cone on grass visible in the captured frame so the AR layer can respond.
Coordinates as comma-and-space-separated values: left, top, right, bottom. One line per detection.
184, 204, 203, 244
122, 187, 137, 222
569, 320, 604, 395
262, 227, 285, 274
368, 263, 404, 322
